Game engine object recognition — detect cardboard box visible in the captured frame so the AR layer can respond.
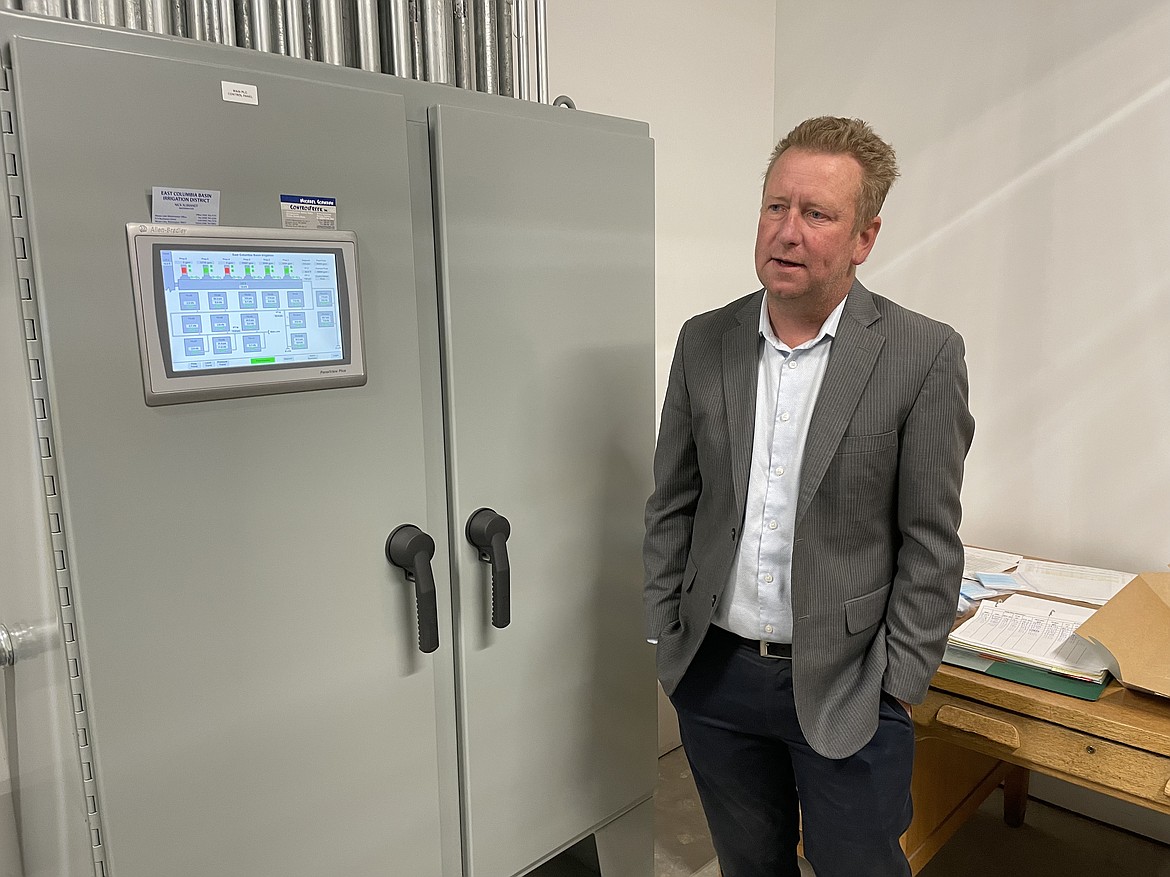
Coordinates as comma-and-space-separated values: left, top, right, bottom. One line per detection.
1076, 572, 1170, 699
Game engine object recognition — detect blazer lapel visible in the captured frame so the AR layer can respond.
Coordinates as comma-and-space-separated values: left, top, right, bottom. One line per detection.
796, 282, 884, 528
723, 292, 763, 517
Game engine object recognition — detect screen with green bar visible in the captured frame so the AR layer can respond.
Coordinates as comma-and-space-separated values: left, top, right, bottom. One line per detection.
158, 245, 345, 375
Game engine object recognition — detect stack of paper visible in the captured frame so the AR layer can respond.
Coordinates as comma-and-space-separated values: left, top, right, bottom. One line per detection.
962, 546, 1023, 580
1013, 559, 1135, 606
947, 594, 1109, 683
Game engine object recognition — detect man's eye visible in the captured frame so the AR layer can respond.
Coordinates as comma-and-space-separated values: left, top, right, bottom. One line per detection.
808, 210, 826, 220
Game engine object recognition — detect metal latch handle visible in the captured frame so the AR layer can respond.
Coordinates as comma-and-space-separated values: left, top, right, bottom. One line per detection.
466, 507, 511, 629
385, 525, 441, 654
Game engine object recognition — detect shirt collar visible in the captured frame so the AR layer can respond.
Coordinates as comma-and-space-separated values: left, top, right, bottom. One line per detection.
758, 293, 848, 353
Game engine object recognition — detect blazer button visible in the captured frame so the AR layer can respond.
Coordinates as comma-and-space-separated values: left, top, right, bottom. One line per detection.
711, 594, 717, 607
730, 528, 737, 542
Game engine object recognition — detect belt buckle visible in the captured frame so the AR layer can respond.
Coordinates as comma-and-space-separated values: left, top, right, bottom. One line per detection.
759, 640, 789, 659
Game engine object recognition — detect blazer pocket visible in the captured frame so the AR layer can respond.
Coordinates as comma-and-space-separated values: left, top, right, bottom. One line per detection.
844, 582, 892, 634
835, 429, 897, 455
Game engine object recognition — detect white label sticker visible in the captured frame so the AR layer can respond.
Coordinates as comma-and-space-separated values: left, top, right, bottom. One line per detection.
280, 194, 337, 230
221, 81, 259, 105
151, 187, 221, 225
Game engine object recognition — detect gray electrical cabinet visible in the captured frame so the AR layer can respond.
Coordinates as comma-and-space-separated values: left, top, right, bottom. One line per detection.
0, 11, 655, 877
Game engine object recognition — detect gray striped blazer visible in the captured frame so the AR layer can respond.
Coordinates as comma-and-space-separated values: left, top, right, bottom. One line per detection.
643, 280, 975, 758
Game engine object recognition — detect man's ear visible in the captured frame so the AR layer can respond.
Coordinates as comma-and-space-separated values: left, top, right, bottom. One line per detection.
852, 215, 881, 266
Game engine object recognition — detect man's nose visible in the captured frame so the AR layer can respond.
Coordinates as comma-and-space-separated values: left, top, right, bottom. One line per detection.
775, 210, 801, 245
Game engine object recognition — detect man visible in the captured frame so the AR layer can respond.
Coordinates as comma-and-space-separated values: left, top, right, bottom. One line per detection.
643, 117, 975, 877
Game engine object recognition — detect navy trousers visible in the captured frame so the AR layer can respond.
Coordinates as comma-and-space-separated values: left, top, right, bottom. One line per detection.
669, 625, 915, 877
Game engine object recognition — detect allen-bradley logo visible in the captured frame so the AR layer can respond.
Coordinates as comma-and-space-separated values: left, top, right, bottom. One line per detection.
319, 367, 348, 375
139, 224, 190, 235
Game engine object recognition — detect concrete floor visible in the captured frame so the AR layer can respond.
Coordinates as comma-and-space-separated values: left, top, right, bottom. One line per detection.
916, 789, 1170, 877
652, 746, 717, 876
535, 745, 1170, 876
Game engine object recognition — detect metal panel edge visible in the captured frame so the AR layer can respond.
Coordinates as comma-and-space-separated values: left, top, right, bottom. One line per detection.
407, 114, 465, 877
0, 55, 94, 877
424, 102, 475, 877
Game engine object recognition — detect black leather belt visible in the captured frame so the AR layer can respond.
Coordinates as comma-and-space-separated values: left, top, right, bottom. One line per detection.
713, 625, 793, 659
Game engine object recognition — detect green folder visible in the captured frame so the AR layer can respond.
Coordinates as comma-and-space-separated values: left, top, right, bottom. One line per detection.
943, 645, 1109, 701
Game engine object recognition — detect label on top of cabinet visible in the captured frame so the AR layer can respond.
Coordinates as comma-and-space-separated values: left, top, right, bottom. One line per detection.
221, 81, 259, 106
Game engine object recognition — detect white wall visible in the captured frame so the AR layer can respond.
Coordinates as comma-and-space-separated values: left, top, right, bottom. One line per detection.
548, 0, 778, 408
775, 0, 1170, 572
774, 0, 1170, 842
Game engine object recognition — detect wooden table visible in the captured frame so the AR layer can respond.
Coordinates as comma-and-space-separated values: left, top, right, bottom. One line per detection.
902, 664, 1170, 873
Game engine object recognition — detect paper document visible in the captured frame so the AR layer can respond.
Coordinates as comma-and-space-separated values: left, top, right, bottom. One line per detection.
974, 571, 1030, 591
1013, 559, 1135, 605
1000, 594, 1095, 621
948, 594, 1109, 681
963, 546, 1023, 579
959, 581, 998, 602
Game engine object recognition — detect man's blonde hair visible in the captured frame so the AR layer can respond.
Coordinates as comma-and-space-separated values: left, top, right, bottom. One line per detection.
765, 117, 899, 233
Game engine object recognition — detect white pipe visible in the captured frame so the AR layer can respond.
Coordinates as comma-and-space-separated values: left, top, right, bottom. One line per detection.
318, 0, 344, 64
284, 0, 305, 56
356, 0, 380, 71
534, 0, 546, 103
495, 0, 514, 97
252, 0, 274, 51
515, 0, 528, 100
143, 0, 172, 33
421, 0, 453, 83
387, 0, 410, 76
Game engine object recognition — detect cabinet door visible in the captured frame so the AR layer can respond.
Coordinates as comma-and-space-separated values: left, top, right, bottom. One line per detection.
11, 37, 448, 877
431, 104, 657, 876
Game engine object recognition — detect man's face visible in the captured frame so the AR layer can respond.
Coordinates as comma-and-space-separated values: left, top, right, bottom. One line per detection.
754, 148, 880, 309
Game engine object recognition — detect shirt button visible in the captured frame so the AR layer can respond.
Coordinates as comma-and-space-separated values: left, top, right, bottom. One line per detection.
765, 624, 774, 634
765, 574, 774, 583
774, 466, 785, 476
768, 520, 778, 530
788, 360, 798, 369
780, 412, 790, 422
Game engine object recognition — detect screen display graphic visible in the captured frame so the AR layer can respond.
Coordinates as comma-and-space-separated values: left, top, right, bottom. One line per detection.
158, 247, 344, 374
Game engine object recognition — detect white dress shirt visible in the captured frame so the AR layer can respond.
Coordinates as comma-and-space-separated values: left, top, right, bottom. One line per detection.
710, 295, 845, 643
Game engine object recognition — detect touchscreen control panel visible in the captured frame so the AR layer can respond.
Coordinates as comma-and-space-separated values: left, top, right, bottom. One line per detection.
127, 225, 365, 405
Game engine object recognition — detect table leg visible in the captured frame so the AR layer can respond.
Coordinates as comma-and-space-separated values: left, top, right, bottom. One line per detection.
1003, 765, 1030, 828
